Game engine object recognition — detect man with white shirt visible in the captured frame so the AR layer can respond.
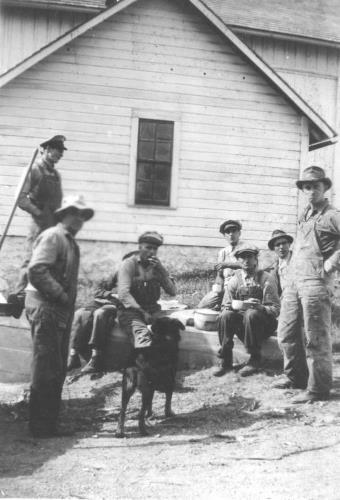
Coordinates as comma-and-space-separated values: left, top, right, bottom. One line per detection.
198, 220, 244, 310
267, 230, 293, 296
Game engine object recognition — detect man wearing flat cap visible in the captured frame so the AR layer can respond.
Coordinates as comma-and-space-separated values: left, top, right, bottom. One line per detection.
25, 194, 94, 438
10, 135, 67, 314
67, 250, 138, 374
198, 220, 244, 310
267, 229, 293, 296
275, 165, 340, 403
215, 244, 280, 377
117, 231, 176, 353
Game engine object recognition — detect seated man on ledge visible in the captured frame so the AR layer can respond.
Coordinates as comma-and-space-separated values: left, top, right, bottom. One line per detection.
67, 251, 138, 373
198, 220, 243, 310
118, 231, 176, 359
214, 244, 280, 378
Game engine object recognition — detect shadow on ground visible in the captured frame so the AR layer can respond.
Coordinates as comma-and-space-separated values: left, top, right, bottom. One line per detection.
0, 380, 120, 479
95, 392, 303, 444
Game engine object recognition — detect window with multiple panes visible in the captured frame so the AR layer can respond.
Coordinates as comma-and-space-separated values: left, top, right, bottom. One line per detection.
135, 119, 174, 206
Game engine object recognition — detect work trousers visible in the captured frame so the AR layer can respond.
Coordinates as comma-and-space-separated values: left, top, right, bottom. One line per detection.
218, 308, 277, 358
198, 290, 224, 310
118, 308, 162, 349
15, 220, 43, 297
278, 280, 332, 394
25, 292, 73, 433
69, 304, 117, 359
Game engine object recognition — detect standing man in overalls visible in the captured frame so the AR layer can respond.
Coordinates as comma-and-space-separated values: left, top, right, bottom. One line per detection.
215, 245, 280, 377
275, 166, 340, 403
117, 232, 176, 354
9, 135, 66, 315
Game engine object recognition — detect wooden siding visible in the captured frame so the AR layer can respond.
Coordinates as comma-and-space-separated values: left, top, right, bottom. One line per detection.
241, 34, 340, 206
0, 0, 304, 248
0, 5, 89, 75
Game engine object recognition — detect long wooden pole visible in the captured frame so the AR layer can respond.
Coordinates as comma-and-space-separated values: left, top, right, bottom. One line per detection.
0, 148, 39, 252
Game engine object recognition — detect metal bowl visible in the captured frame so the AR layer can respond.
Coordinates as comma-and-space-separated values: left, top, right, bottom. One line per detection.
193, 308, 219, 331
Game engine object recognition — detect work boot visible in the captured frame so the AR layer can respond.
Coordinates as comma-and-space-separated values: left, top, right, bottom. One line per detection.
213, 351, 233, 377
7, 293, 25, 319
81, 355, 102, 374
271, 375, 299, 390
239, 354, 262, 377
67, 354, 81, 371
291, 391, 330, 404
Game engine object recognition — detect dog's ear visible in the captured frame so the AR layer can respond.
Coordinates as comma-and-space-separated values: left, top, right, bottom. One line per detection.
170, 318, 185, 331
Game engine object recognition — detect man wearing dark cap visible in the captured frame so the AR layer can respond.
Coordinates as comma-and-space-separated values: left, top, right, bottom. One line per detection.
66, 250, 138, 374
198, 220, 244, 310
275, 166, 340, 402
25, 195, 94, 437
117, 231, 176, 352
215, 244, 280, 377
267, 229, 293, 296
10, 135, 66, 312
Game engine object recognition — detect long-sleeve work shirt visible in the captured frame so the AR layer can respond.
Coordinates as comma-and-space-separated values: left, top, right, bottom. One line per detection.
118, 254, 176, 314
27, 223, 80, 308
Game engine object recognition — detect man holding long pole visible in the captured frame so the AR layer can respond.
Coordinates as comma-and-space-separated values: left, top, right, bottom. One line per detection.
8, 135, 66, 315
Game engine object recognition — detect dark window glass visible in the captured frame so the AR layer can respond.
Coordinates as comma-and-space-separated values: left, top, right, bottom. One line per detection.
135, 119, 174, 206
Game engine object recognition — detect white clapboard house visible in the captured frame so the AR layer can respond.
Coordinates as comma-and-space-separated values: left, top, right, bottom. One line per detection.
0, 0, 338, 250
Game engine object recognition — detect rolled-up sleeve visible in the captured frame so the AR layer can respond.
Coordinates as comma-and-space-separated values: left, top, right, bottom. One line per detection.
117, 259, 141, 310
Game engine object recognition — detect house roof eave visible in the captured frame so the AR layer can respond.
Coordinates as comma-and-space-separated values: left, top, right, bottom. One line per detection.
1, 0, 104, 12
0, 0, 336, 149
231, 26, 340, 50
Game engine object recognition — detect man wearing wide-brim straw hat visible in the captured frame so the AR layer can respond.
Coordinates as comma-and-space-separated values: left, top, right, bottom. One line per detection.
274, 165, 340, 403
25, 195, 94, 438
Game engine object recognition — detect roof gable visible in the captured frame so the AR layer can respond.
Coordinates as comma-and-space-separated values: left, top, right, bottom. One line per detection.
0, 0, 336, 149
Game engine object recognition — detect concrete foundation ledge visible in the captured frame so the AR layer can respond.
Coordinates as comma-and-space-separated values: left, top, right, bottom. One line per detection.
0, 312, 283, 384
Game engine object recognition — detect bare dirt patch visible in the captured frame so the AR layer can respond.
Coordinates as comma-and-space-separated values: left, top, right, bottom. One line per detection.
0, 355, 340, 499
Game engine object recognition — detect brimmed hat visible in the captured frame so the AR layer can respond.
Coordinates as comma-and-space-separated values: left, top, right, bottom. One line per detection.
296, 166, 332, 190
138, 231, 164, 247
40, 135, 67, 151
54, 195, 94, 221
234, 244, 259, 258
219, 219, 242, 234
268, 229, 294, 250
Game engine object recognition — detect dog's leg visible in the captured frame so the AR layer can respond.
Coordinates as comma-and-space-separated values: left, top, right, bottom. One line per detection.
145, 389, 154, 418
116, 368, 136, 438
139, 386, 153, 436
164, 390, 175, 418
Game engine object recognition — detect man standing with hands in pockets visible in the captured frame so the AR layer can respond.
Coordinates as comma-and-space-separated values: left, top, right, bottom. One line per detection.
275, 166, 340, 402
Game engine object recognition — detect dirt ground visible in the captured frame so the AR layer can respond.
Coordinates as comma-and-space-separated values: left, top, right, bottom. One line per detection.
0, 355, 340, 500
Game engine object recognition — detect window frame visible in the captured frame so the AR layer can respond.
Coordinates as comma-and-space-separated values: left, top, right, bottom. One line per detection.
128, 110, 181, 209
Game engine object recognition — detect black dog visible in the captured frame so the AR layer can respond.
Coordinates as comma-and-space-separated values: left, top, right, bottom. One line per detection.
116, 316, 185, 437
